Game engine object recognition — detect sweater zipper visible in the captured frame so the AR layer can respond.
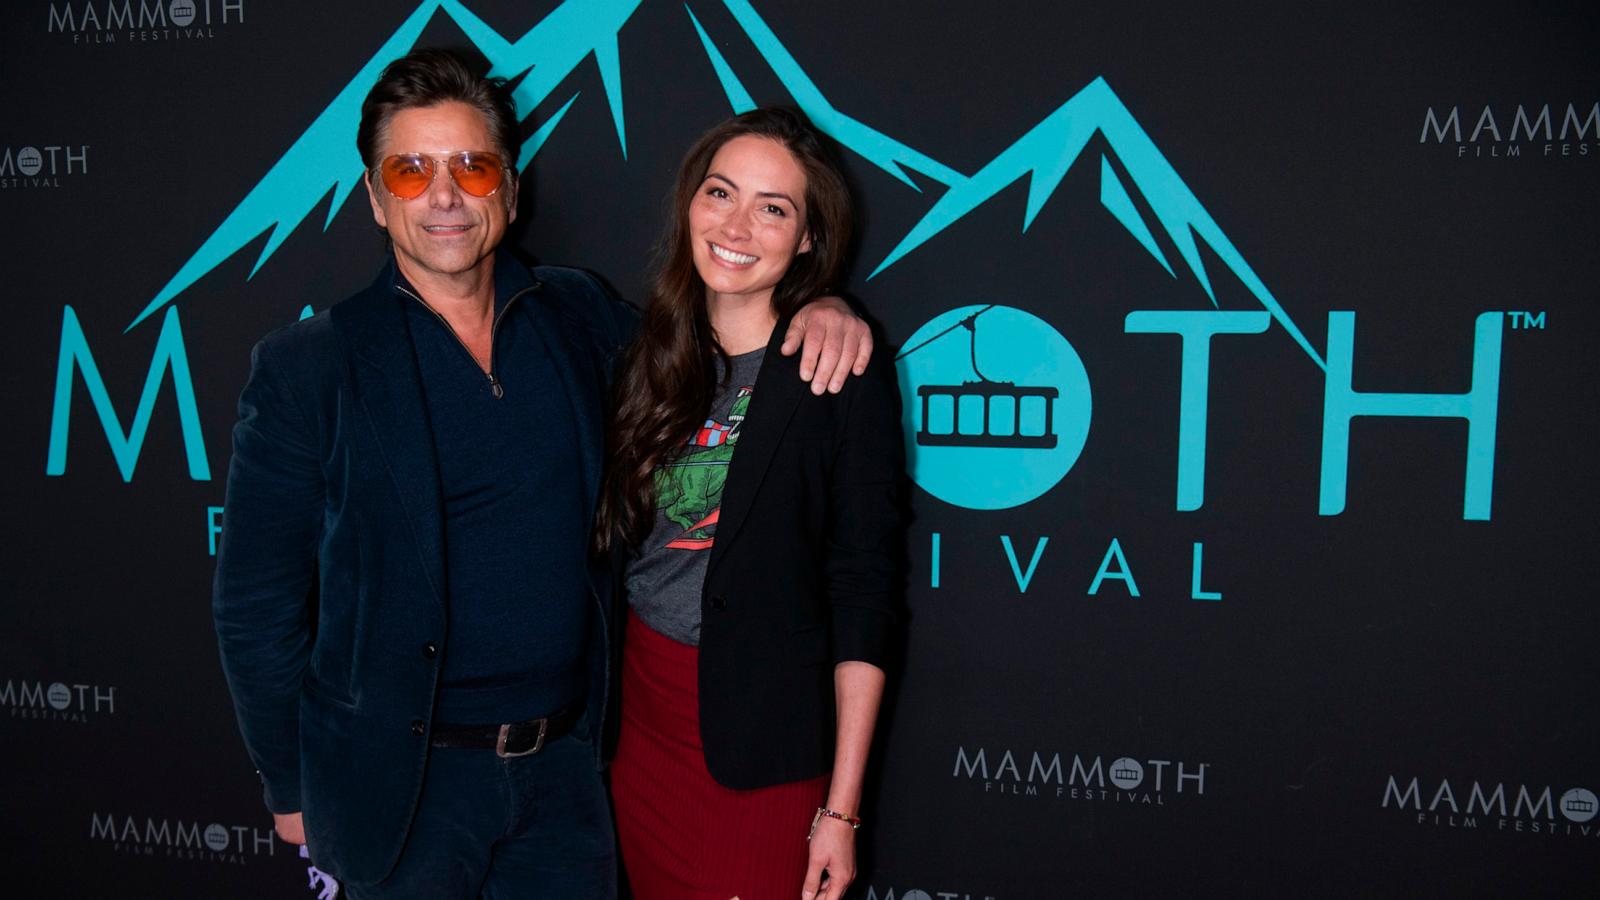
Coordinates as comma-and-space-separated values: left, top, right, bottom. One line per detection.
396, 283, 535, 399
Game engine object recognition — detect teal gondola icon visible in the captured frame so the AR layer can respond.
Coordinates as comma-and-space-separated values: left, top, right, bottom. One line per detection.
898, 305, 1059, 449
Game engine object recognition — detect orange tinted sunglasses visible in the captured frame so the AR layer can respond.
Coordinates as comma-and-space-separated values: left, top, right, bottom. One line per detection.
375, 151, 509, 200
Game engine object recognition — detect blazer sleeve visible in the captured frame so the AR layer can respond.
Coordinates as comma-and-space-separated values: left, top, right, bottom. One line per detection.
826, 355, 907, 667
538, 266, 640, 376
574, 268, 641, 359
212, 336, 323, 814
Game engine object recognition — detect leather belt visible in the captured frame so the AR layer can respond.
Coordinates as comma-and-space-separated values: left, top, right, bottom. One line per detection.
428, 706, 580, 758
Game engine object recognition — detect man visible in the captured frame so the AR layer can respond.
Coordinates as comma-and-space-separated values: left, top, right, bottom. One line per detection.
212, 49, 872, 899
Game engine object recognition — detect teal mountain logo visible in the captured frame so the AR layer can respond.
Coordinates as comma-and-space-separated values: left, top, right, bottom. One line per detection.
131, 0, 1319, 384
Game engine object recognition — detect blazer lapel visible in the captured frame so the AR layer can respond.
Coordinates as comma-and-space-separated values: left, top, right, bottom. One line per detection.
520, 288, 604, 526
706, 325, 805, 581
332, 273, 447, 609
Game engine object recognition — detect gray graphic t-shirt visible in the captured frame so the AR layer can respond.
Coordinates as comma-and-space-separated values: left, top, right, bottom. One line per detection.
624, 347, 765, 646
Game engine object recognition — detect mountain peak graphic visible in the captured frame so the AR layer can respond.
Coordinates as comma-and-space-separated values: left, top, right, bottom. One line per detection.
126, 0, 642, 331
131, 0, 1323, 371
858, 75, 1322, 367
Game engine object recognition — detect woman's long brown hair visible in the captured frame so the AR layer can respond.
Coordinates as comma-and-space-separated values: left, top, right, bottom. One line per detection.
593, 107, 854, 555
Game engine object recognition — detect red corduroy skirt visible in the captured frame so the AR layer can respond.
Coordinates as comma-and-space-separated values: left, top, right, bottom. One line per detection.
611, 611, 829, 900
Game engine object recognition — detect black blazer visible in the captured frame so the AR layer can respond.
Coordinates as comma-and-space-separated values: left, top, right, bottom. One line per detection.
678, 321, 906, 790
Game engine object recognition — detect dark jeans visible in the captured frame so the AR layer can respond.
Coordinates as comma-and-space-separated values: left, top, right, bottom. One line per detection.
345, 729, 615, 899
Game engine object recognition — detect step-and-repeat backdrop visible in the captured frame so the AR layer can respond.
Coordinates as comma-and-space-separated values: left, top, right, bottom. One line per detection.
5, 1, 1597, 896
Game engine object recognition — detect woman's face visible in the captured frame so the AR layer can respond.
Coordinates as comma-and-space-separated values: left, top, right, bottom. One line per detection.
688, 135, 813, 309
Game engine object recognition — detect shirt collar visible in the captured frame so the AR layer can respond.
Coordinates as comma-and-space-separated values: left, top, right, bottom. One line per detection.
389, 252, 540, 316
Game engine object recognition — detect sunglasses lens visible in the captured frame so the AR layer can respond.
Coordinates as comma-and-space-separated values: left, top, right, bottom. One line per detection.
380, 155, 433, 200
379, 153, 507, 199
450, 153, 505, 197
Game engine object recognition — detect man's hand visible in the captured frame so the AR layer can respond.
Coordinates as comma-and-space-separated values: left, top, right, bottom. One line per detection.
781, 297, 873, 395
801, 816, 856, 900
274, 811, 306, 845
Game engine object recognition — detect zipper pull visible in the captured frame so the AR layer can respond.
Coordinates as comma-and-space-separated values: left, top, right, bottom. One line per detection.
488, 372, 504, 399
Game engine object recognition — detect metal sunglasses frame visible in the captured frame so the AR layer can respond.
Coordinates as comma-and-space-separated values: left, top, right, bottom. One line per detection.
371, 150, 513, 200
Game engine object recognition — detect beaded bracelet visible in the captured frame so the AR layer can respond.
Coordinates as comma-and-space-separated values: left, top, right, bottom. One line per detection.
807, 807, 863, 841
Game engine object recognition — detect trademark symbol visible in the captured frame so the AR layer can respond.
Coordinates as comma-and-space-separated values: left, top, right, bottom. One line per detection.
1507, 311, 1546, 330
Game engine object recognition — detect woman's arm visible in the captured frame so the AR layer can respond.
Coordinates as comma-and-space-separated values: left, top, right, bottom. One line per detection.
803, 355, 906, 899
803, 661, 886, 899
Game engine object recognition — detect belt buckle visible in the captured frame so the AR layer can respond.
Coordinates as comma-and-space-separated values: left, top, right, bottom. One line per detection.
495, 717, 548, 758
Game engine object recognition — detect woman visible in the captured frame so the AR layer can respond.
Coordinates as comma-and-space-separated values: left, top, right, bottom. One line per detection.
596, 107, 904, 900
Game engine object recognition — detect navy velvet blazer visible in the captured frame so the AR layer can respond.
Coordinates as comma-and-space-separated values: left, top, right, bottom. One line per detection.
212, 258, 633, 886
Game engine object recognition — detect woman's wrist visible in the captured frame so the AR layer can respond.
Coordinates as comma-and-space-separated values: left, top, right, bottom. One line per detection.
822, 787, 862, 819
808, 806, 863, 841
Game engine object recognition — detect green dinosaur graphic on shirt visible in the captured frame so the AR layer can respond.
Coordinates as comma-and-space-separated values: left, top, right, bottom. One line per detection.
654, 387, 751, 550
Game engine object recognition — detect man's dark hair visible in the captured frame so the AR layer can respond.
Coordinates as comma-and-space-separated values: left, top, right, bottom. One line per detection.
357, 48, 519, 168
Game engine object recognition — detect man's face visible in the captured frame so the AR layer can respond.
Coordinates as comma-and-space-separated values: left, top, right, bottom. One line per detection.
364, 100, 516, 286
